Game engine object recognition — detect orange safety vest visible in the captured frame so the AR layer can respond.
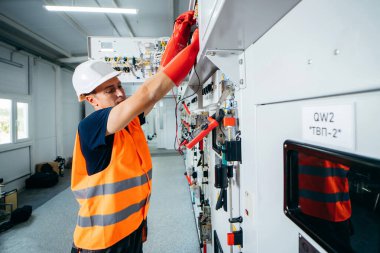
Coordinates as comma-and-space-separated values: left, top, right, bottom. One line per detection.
71, 116, 152, 250
298, 153, 351, 222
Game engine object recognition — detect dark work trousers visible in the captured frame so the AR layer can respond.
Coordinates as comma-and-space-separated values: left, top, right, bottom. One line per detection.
71, 221, 145, 253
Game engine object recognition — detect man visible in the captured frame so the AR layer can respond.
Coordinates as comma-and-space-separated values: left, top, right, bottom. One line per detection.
70, 11, 198, 253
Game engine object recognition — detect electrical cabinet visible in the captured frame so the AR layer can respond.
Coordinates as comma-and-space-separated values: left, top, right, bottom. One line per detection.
251, 91, 380, 252
181, 0, 380, 252
88, 36, 168, 83
245, 0, 380, 104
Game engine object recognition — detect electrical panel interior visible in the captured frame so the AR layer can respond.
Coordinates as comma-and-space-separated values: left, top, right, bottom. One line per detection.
177, 1, 380, 253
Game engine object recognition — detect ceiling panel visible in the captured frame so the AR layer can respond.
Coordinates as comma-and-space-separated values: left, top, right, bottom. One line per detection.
0, 0, 189, 67
0, 0, 87, 56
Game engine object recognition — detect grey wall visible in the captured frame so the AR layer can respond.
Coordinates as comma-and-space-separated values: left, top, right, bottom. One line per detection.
0, 43, 31, 191
0, 42, 81, 192
32, 60, 57, 164
61, 69, 81, 159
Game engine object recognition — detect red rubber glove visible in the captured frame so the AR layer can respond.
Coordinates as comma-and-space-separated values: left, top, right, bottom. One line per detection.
163, 28, 199, 86
160, 10, 196, 67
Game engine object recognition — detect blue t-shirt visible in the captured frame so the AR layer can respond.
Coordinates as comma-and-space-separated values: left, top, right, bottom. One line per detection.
78, 108, 145, 176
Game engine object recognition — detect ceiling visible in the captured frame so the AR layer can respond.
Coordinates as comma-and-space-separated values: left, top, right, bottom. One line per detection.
0, 0, 189, 69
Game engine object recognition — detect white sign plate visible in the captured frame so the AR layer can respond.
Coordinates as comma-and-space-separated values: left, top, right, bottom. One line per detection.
302, 104, 355, 150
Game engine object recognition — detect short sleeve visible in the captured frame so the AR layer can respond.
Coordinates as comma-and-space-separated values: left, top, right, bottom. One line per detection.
78, 107, 114, 175
78, 107, 112, 150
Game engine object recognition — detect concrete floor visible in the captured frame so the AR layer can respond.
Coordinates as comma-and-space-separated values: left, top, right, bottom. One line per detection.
0, 153, 200, 253
16, 145, 179, 210
17, 171, 72, 210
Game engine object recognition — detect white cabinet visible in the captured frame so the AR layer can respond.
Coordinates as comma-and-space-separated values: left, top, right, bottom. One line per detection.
187, 0, 302, 95
245, 0, 380, 104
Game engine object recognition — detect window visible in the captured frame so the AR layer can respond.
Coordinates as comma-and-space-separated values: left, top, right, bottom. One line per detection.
0, 98, 30, 146
284, 140, 380, 253
0, 99, 12, 144
16, 102, 28, 140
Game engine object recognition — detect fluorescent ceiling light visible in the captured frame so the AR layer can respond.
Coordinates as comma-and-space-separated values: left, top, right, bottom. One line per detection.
44, 5, 138, 14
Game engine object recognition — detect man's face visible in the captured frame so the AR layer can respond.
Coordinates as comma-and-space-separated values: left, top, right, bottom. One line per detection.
86, 77, 126, 109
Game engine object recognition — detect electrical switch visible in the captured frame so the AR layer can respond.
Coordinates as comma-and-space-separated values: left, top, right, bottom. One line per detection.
228, 216, 243, 223
185, 109, 225, 149
227, 228, 243, 247
224, 140, 242, 162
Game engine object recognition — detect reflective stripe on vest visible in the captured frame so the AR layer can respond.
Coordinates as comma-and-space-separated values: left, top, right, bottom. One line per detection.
71, 116, 152, 250
73, 169, 152, 199
77, 194, 151, 227
298, 153, 351, 222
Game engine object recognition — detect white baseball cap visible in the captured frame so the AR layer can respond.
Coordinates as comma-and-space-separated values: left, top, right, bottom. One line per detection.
72, 60, 121, 101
